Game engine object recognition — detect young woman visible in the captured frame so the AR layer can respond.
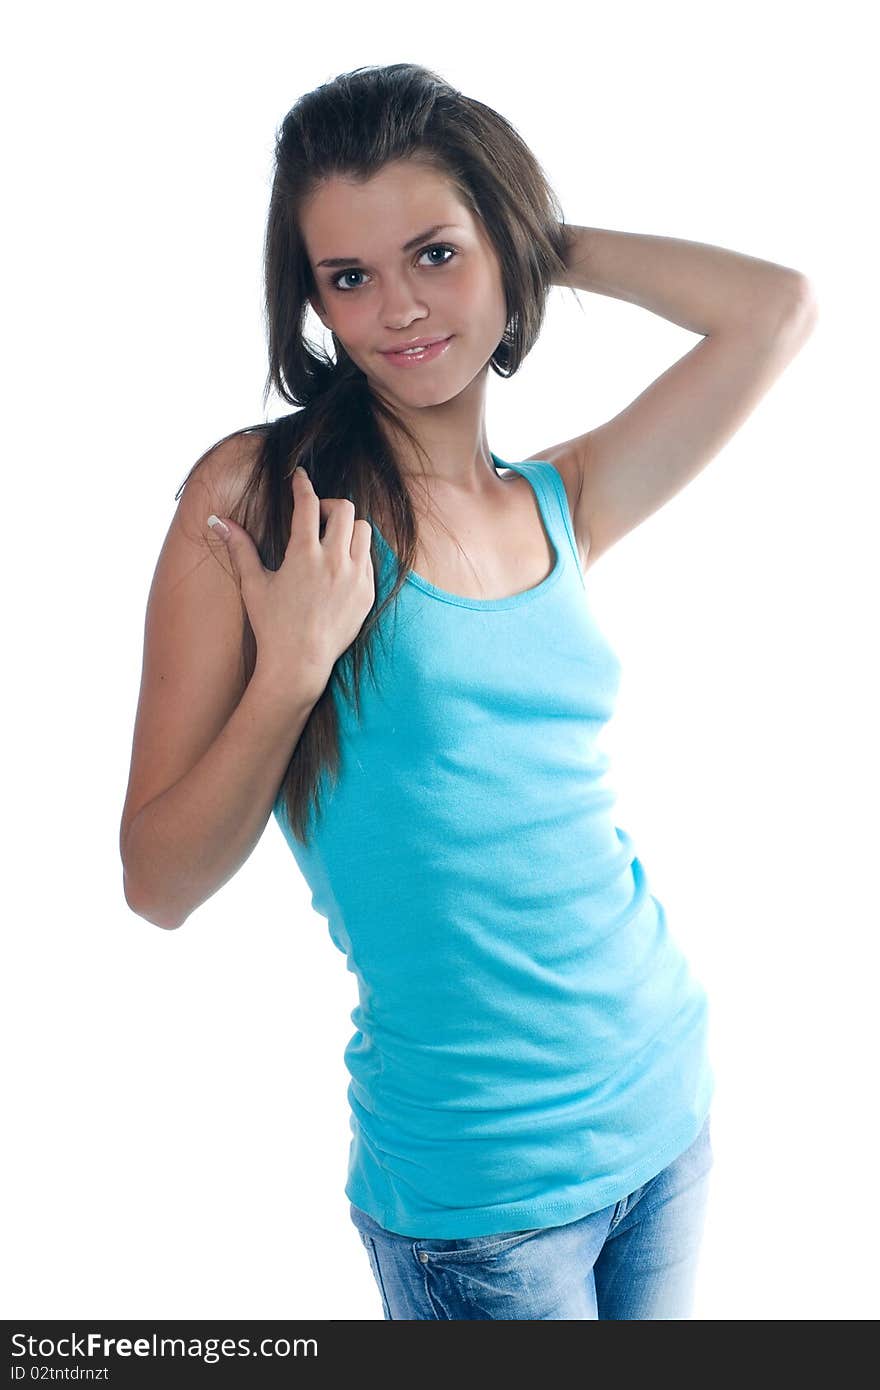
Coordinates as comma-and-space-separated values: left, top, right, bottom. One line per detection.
119, 63, 816, 1320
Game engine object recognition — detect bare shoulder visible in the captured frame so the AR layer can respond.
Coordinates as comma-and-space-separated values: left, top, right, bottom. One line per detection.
119, 425, 271, 880
522, 441, 591, 569
178, 425, 270, 533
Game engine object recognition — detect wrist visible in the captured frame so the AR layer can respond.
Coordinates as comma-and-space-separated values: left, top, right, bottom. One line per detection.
250, 658, 327, 721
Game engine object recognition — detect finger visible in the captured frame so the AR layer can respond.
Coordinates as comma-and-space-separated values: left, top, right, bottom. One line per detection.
350, 517, 374, 562
208, 515, 264, 587
320, 496, 359, 548
288, 466, 321, 549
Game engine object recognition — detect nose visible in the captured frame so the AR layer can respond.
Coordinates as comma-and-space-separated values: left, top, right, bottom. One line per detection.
384, 311, 429, 333
381, 284, 430, 330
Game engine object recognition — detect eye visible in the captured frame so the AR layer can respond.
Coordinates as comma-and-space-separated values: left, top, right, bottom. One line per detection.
330, 243, 457, 293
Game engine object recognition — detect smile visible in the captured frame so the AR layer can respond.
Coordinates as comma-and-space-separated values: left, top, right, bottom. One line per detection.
380, 337, 454, 367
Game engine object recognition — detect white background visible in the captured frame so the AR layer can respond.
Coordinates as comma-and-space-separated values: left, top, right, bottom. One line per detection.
4, 0, 877, 1322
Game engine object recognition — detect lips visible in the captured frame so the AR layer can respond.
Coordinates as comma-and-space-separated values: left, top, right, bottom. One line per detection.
379, 337, 454, 368
380, 335, 451, 354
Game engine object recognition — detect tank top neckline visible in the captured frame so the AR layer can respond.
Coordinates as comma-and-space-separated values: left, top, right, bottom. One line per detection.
369, 453, 567, 612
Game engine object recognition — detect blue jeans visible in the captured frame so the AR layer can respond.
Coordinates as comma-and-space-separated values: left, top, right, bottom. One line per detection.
350, 1112, 713, 1319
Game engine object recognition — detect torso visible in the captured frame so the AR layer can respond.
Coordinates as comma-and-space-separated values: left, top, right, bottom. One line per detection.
374, 448, 587, 602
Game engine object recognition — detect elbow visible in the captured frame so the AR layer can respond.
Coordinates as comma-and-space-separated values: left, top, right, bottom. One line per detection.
122, 868, 186, 931
757, 273, 818, 352
781, 276, 819, 352
783, 272, 819, 329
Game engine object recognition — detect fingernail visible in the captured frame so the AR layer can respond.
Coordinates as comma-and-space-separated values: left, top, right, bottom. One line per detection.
207, 514, 230, 538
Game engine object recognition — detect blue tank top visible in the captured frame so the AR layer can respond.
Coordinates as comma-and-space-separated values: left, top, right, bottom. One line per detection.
273, 454, 714, 1238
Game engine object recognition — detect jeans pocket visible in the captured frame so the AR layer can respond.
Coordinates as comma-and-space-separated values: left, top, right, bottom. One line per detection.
358, 1232, 393, 1319
414, 1227, 543, 1264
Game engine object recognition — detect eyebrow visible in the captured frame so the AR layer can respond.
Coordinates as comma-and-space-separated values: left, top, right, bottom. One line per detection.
315, 224, 460, 269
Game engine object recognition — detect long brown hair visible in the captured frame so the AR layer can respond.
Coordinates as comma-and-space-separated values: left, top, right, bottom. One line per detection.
175, 62, 576, 846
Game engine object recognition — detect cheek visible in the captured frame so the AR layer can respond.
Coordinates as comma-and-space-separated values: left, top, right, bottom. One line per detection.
327, 298, 372, 344
459, 262, 505, 314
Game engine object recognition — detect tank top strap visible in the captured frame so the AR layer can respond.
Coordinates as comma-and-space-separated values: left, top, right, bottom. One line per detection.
502, 457, 586, 589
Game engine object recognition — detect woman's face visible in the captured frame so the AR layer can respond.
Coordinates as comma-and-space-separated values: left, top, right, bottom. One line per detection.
300, 159, 508, 406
